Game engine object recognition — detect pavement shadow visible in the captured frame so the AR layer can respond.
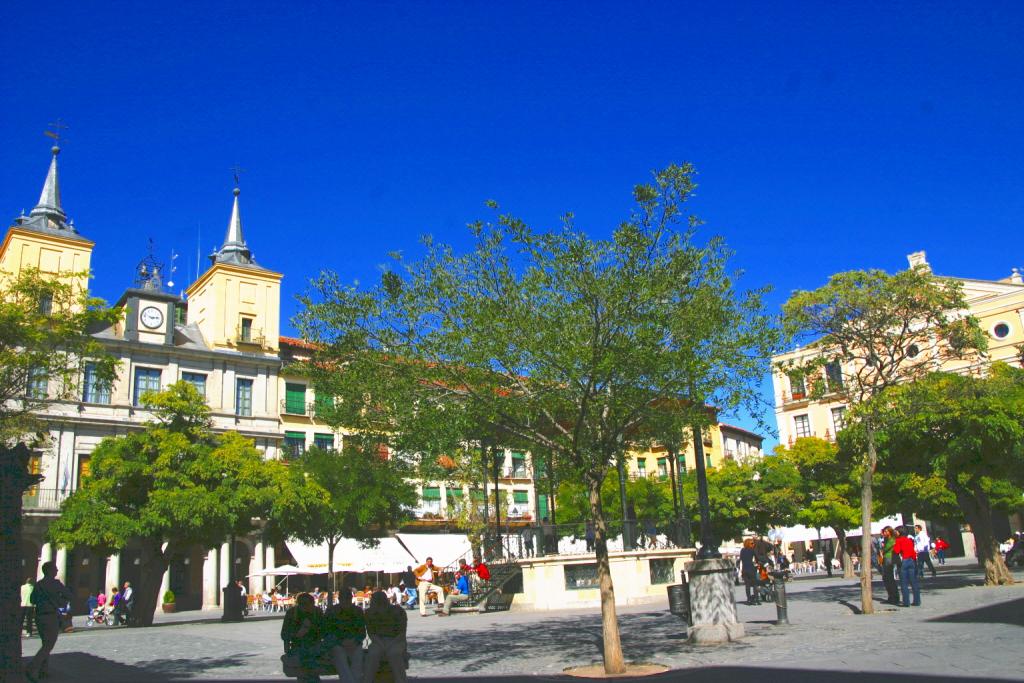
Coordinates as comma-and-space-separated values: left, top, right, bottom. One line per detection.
790, 567, 983, 608
405, 609, 783, 674
927, 596, 1024, 628
37, 651, 259, 681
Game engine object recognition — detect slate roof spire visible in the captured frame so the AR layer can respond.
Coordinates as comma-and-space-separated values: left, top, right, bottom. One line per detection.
210, 185, 256, 266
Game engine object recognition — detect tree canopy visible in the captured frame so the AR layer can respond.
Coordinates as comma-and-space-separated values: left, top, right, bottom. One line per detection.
871, 364, 1024, 585
0, 267, 117, 442
48, 382, 284, 625
297, 164, 777, 673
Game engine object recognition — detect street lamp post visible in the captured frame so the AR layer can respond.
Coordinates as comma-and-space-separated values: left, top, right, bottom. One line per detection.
690, 423, 720, 559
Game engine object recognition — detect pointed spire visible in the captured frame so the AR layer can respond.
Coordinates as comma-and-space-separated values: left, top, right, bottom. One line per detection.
27, 145, 70, 229
210, 186, 255, 266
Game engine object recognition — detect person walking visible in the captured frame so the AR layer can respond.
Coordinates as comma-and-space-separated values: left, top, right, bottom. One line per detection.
25, 561, 72, 682
363, 591, 408, 683
914, 525, 937, 578
878, 526, 900, 605
413, 557, 444, 617
21, 577, 35, 637
584, 520, 596, 553
894, 526, 920, 607
121, 581, 135, 625
739, 538, 761, 605
934, 537, 950, 565
399, 566, 418, 610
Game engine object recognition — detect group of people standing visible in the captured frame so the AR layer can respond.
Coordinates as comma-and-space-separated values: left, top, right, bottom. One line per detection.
877, 524, 944, 607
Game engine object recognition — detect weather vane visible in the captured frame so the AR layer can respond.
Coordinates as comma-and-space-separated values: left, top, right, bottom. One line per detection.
43, 118, 69, 148
230, 164, 246, 188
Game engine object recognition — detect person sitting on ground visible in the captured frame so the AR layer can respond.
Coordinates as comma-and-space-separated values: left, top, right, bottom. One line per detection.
281, 593, 328, 682
324, 589, 366, 683
437, 571, 471, 616
363, 590, 407, 683
399, 566, 418, 610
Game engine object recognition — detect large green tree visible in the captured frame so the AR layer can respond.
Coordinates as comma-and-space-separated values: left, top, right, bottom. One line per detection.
271, 441, 417, 603
48, 382, 284, 625
780, 266, 985, 614
775, 437, 861, 578
872, 364, 1024, 585
297, 165, 776, 673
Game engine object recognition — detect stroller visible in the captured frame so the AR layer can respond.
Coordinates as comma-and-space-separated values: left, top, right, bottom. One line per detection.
85, 597, 114, 627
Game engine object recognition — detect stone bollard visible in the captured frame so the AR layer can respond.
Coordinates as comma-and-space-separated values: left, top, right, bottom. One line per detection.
771, 570, 790, 625
684, 558, 744, 644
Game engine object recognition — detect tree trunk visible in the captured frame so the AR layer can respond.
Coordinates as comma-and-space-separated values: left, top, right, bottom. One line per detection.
832, 527, 855, 578
1, 444, 39, 682
952, 484, 1015, 586
587, 474, 625, 675
133, 539, 170, 627
859, 429, 876, 615
327, 540, 337, 606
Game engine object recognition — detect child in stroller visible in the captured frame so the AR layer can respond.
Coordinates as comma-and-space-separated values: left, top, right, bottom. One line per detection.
85, 594, 113, 627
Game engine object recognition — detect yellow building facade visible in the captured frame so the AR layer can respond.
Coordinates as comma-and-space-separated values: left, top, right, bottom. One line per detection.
772, 250, 1024, 448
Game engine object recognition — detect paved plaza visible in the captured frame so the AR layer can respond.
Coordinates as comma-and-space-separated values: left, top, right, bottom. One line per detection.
23, 558, 1024, 682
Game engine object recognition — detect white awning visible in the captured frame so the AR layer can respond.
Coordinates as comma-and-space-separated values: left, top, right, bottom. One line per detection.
247, 564, 320, 577
396, 532, 473, 568
284, 538, 414, 574
771, 516, 904, 544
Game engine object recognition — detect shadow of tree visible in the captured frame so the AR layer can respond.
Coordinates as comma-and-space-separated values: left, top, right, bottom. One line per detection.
927, 596, 1024, 628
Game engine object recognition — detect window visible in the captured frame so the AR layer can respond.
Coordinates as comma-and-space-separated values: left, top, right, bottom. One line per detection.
313, 433, 334, 451
313, 392, 333, 417
510, 452, 527, 478
637, 458, 647, 477
789, 373, 806, 398
445, 488, 463, 515
511, 490, 529, 516
133, 367, 161, 406
825, 361, 843, 390
38, 293, 53, 315
705, 454, 712, 469
677, 455, 687, 474
284, 383, 307, 415
649, 558, 676, 585
283, 431, 305, 459
564, 563, 599, 590
421, 486, 442, 515
235, 378, 253, 416
657, 457, 668, 479
831, 407, 847, 432
993, 322, 1011, 339
77, 454, 91, 483
26, 367, 48, 399
82, 363, 111, 404
240, 317, 254, 342
181, 372, 206, 398
537, 493, 549, 521
26, 452, 42, 497
794, 414, 811, 438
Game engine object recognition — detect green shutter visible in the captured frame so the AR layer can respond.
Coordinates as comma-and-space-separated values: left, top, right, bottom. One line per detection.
470, 489, 485, 501
446, 488, 463, 500
285, 383, 307, 414
537, 494, 549, 520
314, 433, 334, 449
513, 490, 529, 504
422, 486, 441, 501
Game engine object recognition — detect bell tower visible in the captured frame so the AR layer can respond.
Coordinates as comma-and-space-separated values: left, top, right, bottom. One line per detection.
185, 183, 281, 354
0, 138, 94, 292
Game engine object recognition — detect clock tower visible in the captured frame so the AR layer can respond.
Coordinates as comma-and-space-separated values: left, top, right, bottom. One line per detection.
112, 251, 181, 346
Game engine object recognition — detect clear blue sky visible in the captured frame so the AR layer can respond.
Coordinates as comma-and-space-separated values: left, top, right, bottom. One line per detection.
3, 2, 1022, 445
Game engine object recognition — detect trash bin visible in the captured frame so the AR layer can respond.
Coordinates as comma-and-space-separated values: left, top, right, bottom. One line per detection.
666, 583, 690, 626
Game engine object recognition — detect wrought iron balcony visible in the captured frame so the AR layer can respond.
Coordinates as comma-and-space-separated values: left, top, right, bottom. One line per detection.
235, 325, 266, 347
23, 489, 70, 512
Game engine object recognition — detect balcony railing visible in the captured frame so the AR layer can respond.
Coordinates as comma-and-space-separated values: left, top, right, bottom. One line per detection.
280, 400, 315, 416
500, 467, 530, 479
235, 325, 266, 347
23, 489, 70, 512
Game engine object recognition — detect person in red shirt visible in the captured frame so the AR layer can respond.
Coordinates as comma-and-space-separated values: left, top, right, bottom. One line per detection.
472, 558, 491, 582
934, 537, 950, 565
893, 527, 920, 607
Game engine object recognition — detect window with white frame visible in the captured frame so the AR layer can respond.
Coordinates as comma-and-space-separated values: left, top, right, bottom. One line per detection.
831, 406, 847, 432
794, 414, 811, 438
82, 363, 111, 404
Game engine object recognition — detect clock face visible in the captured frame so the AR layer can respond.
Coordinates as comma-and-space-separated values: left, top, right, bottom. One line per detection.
140, 305, 164, 329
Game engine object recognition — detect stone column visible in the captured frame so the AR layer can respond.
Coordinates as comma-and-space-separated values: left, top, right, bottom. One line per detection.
264, 545, 275, 593
253, 539, 265, 594
684, 558, 745, 644
202, 548, 219, 608
105, 553, 120, 591
159, 566, 171, 604
54, 546, 68, 582
219, 541, 230, 589
39, 543, 53, 575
